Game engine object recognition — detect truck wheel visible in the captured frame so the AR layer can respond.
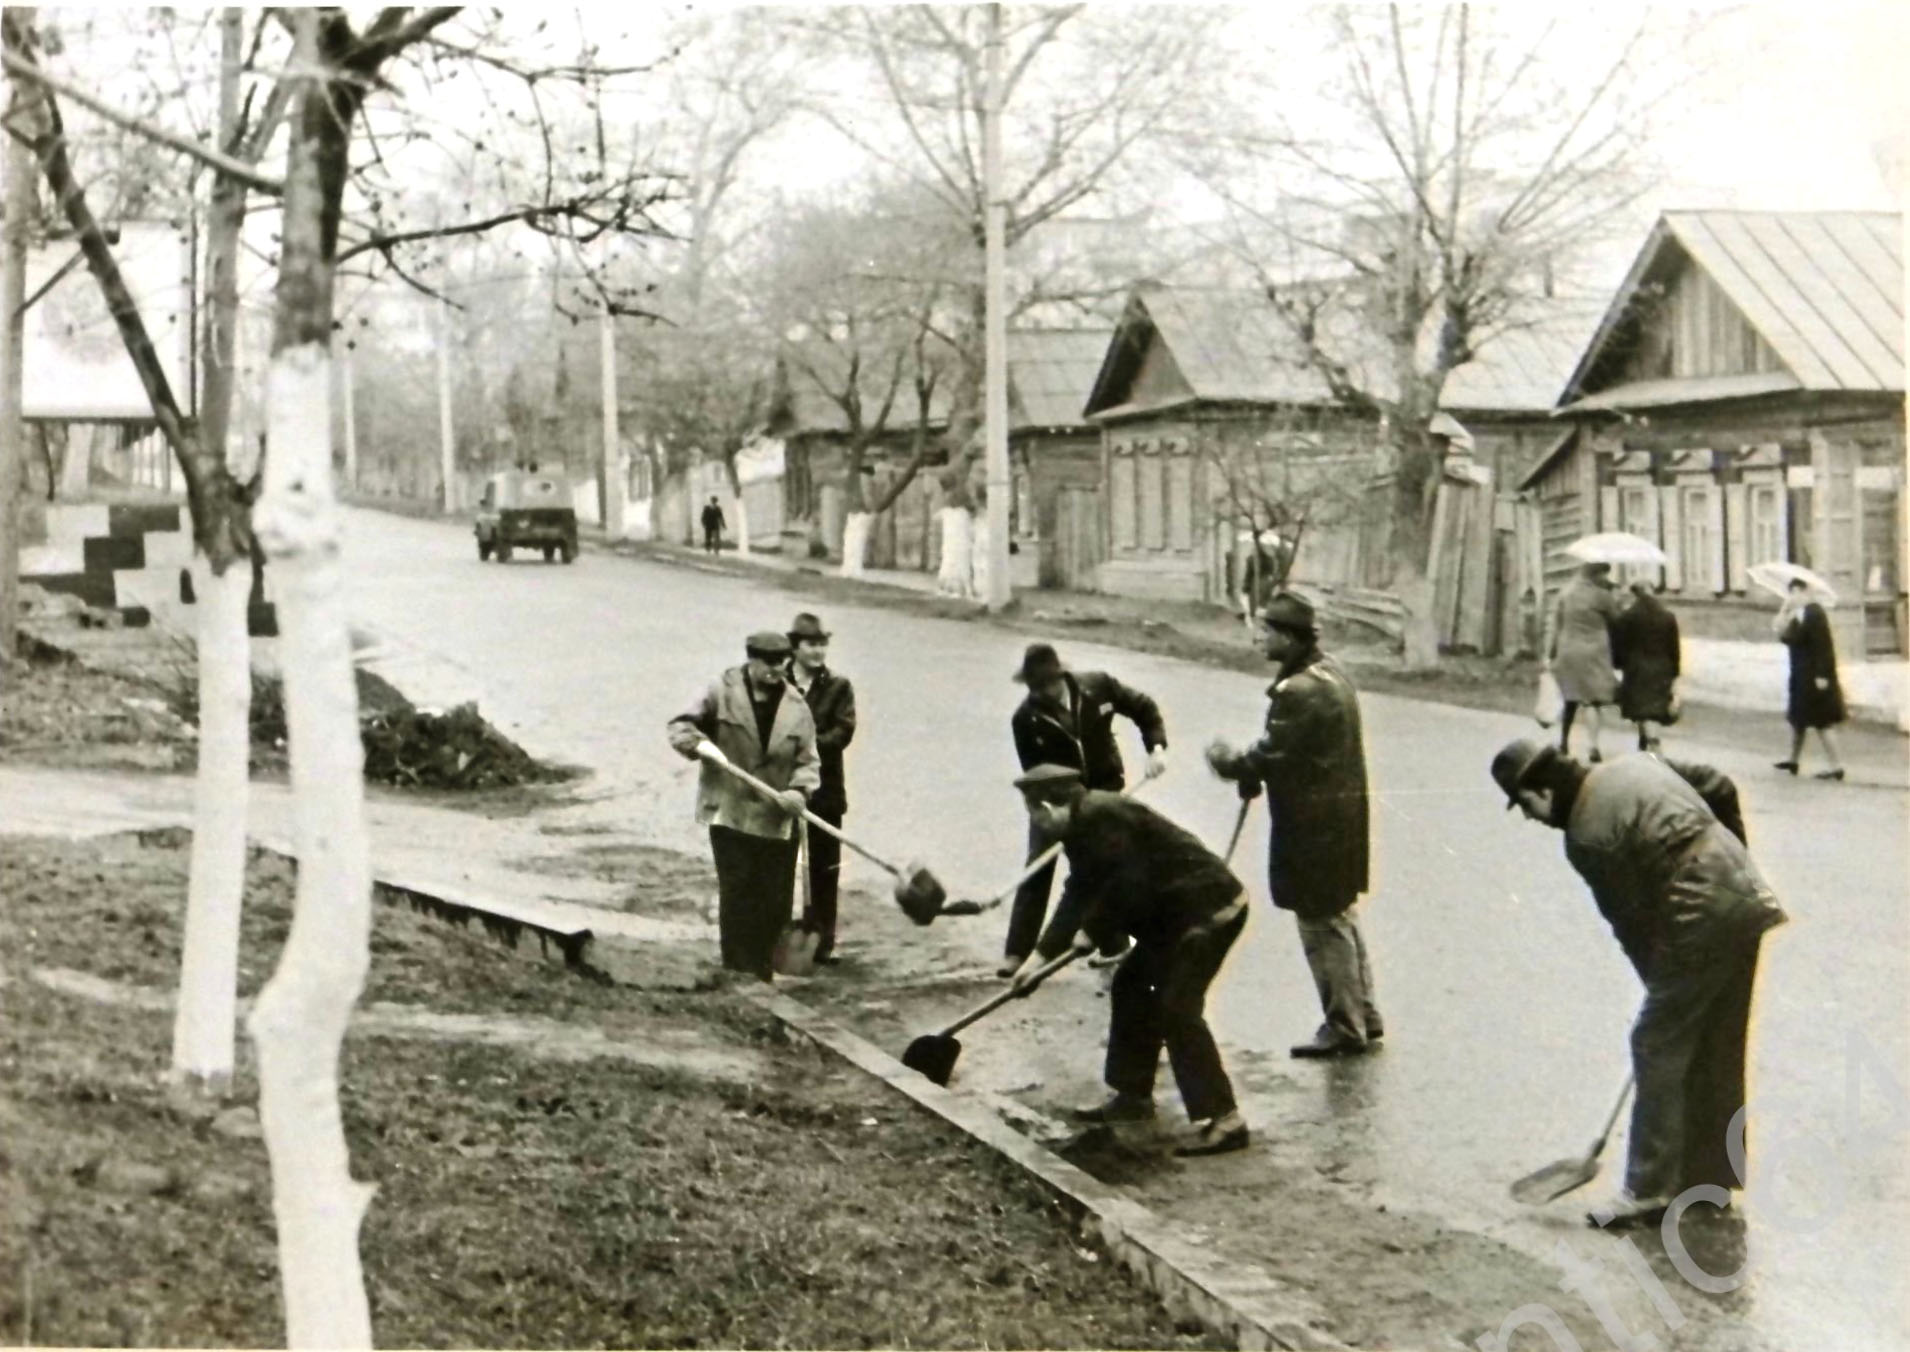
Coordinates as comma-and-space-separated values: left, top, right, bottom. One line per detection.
543, 545, 556, 563
497, 543, 513, 563
560, 541, 578, 565
477, 538, 492, 561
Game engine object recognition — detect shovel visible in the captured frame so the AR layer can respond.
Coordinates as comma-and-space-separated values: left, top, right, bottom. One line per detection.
701, 748, 948, 923
940, 781, 1152, 919
900, 949, 1081, 1086
1510, 1074, 1634, 1204
770, 819, 820, 977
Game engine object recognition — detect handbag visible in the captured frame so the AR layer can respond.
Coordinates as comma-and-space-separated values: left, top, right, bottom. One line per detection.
1533, 668, 1564, 729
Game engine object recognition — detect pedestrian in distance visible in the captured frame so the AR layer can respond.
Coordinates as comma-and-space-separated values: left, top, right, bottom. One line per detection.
700, 496, 726, 556
667, 631, 819, 982
785, 612, 856, 965
1548, 562, 1622, 762
1000, 641, 1169, 979
1611, 581, 1681, 752
1491, 738, 1786, 1228
1773, 579, 1847, 780
1007, 764, 1251, 1157
1205, 591, 1382, 1058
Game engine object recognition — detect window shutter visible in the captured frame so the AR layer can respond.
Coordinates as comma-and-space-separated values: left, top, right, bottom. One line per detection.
1660, 484, 1683, 590
1707, 486, 1726, 592
1167, 455, 1194, 551
1110, 454, 1137, 549
1725, 481, 1749, 591
1140, 453, 1166, 550
1599, 485, 1619, 532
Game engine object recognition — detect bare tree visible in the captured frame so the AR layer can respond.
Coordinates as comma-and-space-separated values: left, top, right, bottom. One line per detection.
1189, 4, 1695, 664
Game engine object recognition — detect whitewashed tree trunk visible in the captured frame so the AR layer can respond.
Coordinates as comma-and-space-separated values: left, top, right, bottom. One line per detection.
971, 511, 992, 601
839, 510, 873, 578
733, 491, 751, 556
169, 558, 251, 1087
249, 342, 375, 1349
936, 506, 975, 597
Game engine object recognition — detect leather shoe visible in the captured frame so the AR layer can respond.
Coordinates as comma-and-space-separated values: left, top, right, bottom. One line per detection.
1071, 1092, 1155, 1124
1586, 1191, 1672, 1229
1290, 1035, 1368, 1059
1774, 760, 1799, 775
995, 955, 1026, 980
1174, 1112, 1249, 1157
1814, 768, 1846, 781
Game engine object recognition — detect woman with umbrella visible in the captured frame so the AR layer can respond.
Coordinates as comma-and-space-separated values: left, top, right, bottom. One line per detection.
1548, 561, 1622, 761
1610, 583, 1681, 752
1763, 567, 1847, 780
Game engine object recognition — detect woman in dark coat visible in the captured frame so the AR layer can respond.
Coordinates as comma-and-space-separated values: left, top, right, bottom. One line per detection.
1610, 583, 1681, 751
1774, 580, 1846, 780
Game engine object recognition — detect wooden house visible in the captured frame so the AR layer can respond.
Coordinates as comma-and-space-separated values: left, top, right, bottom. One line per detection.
1007, 328, 1113, 589
1525, 210, 1905, 668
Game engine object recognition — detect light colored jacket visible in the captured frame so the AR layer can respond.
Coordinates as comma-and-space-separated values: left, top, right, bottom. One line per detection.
667, 667, 820, 839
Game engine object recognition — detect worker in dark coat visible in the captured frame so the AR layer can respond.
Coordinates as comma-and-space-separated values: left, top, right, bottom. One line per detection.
1205, 591, 1380, 1058
785, 612, 856, 965
1774, 580, 1847, 779
1492, 739, 1786, 1228
667, 632, 820, 981
1000, 642, 1168, 977
1008, 764, 1250, 1157
699, 496, 726, 555
1611, 582, 1681, 751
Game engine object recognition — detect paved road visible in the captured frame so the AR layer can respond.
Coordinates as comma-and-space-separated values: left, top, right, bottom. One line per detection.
342, 507, 1910, 1351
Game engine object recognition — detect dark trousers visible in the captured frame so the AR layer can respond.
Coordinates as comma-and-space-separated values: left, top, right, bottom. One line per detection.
703, 525, 721, 554
709, 824, 798, 981
1104, 900, 1246, 1122
804, 804, 843, 959
1626, 935, 1764, 1199
1294, 905, 1382, 1045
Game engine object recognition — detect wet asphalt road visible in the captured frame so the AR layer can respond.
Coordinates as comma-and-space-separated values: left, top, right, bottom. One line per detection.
342, 507, 1910, 1351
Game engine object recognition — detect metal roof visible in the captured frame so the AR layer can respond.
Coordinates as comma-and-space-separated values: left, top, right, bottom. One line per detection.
1441, 302, 1606, 412
1007, 328, 1113, 429
1563, 211, 1904, 401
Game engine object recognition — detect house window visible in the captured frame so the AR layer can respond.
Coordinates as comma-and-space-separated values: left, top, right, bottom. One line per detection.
1167, 455, 1194, 551
1748, 482, 1784, 566
1140, 454, 1166, 550
1110, 454, 1137, 549
1013, 466, 1035, 539
1680, 482, 1721, 593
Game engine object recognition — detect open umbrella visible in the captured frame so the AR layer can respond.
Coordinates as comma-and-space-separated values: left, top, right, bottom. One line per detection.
1748, 560, 1838, 606
1564, 532, 1667, 567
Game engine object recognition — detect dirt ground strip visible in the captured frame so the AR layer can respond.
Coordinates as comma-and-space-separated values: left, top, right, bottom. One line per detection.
0, 830, 1224, 1349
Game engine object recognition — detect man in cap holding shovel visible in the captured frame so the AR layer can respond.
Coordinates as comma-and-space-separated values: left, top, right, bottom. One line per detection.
1008, 763, 1251, 1156
1001, 642, 1169, 978
668, 631, 820, 981
1491, 737, 1786, 1226
785, 612, 856, 965
1206, 591, 1381, 1058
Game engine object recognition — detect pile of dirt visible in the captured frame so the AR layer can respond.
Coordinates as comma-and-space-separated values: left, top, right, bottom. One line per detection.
361, 701, 576, 791
0, 830, 1224, 1349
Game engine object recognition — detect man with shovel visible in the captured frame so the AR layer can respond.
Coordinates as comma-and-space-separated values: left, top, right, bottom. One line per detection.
1001, 642, 1169, 978
1008, 764, 1251, 1157
1491, 738, 1786, 1227
667, 631, 820, 982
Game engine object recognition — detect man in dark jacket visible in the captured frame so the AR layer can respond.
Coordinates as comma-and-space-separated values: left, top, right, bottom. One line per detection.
1492, 738, 1786, 1227
1206, 592, 1379, 1058
786, 612, 856, 964
700, 496, 726, 555
1008, 764, 1250, 1157
1000, 642, 1169, 977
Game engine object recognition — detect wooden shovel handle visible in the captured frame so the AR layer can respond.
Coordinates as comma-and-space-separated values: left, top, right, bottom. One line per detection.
972, 780, 1150, 914
704, 752, 904, 877
939, 949, 1081, 1038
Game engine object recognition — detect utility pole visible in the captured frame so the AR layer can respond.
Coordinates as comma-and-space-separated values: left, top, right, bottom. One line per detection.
599, 308, 624, 539
340, 339, 357, 491
0, 6, 35, 667
981, 1, 1011, 610
434, 295, 454, 512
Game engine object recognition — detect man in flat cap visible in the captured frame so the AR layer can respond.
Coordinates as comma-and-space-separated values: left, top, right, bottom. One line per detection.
1001, 641, 1169, 978
785, 612, 856, 965
1491, 737, 1782, 1227
1008, 763, 1251, 1156
668, 631, 820, 981
1206, 590, 1381, 1058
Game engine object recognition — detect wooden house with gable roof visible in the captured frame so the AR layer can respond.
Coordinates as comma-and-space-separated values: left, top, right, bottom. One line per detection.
1525, 210, 1905, 668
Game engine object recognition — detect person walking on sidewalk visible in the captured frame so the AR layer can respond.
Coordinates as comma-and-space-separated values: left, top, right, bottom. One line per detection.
667, 631, 819, 981
1549, 562, 1621, 762
700, 496, 726, 556
1000, 642, 1169, 978
1773, 579, 1847, 780
1611, 582, 1681, 752
1007, 764, 1251, 1157
1205, 591, 1381, 1059
785, 612, 856, 966
1491, 738, 1786, 1228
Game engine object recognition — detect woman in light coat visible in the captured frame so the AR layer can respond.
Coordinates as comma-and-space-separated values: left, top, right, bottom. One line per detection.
1547, 563, 1621, 761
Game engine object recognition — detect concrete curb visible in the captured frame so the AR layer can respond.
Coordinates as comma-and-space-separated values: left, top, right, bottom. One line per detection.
745, 987, 1349, 1352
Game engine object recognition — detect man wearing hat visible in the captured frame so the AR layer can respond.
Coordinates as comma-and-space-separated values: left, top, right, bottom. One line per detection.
1490, 737, 1784, 1227
1002, 642, 1169, 978
1206, 590, 1380, 1058
667, 631, 821, 981
785, 612, 856, 965
1008, 763, 1251, 1157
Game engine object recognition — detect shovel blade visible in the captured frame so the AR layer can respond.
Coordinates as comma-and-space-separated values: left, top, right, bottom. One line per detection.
772, 924, 820, 977
901, 1033, 962, 1086
1509, 1155, 1602, 1205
